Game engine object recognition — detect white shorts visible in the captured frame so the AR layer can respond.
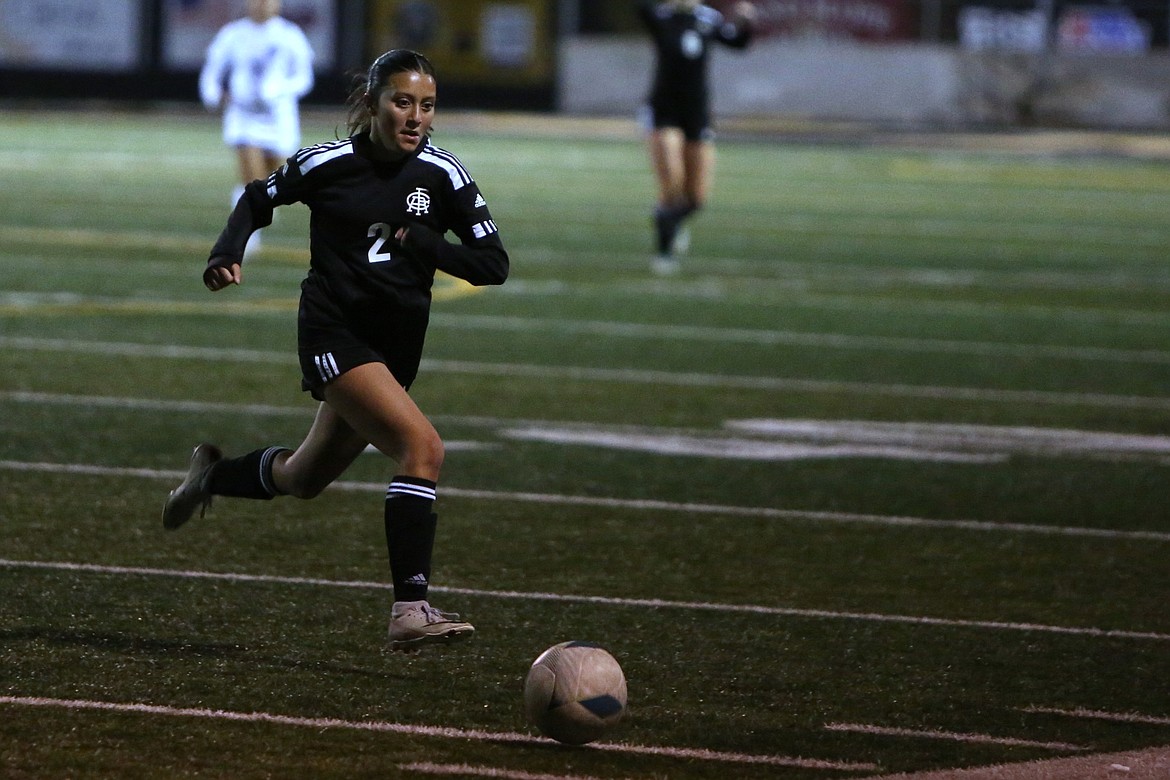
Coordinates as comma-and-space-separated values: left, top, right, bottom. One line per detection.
222, 99, 301, 158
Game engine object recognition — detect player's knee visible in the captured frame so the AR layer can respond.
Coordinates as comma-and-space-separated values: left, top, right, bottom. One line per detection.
416, 430, 445, 476
283, 472, 332, 500
400, 428, 444, 481
276, 457, 334, 499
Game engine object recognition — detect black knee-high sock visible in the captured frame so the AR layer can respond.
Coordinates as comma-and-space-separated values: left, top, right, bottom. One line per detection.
384, 476, 437, 603
206, 446, 288, 499
653, 206, 677, 255
654, 203, 698, 255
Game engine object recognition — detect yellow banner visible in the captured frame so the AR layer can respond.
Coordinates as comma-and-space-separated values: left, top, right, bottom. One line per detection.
367, 0, 554, 86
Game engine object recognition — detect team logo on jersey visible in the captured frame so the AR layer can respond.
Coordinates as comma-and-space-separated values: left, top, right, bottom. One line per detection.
406, 187, 431, 215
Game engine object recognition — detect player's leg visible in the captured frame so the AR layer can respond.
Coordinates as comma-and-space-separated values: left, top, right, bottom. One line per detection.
648, 126, 693, 273
666, 137, 714, 258
161, 403, 368, 530
235, 143, 271, 184
682, 138, 714, 216
322, 362, 472, 650
322, 361, 442, 479
262, 150, 284, 179
269, 403, 370, 498
648, 126, 686, 212
212, 401, 373, 501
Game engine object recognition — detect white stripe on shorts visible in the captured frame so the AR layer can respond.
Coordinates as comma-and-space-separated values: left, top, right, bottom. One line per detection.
313, 352, 340, 384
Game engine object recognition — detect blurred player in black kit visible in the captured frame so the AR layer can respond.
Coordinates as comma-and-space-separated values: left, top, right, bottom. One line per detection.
163, 49, 509, 652
638, 0, 757, 274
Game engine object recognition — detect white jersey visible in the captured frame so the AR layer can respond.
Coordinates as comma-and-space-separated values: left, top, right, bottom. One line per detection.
198, 16, 314, 157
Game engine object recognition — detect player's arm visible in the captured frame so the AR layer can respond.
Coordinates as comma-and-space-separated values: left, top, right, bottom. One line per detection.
288, 31, 316, 99
397, 183, 508, 286
717, 2, 757, 47
198, 29, 232, 110
204, 179, 277, 290
398, 223, 509, 287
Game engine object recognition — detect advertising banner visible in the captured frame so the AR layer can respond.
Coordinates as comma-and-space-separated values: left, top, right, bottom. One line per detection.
367, 0, 555, 86
710, 0, 917, 41
1056, 6, 1150, 52
958, 7, 1047, 50
0, 0, 142, 70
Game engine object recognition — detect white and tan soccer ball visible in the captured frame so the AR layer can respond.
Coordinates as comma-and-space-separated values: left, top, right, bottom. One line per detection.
523, 641, 627, 745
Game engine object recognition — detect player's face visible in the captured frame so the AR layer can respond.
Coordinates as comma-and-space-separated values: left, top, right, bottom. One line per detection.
246, 0, 280, 21
368, 70, 437, 158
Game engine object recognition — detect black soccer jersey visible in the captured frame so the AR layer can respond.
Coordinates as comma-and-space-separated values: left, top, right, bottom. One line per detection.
638, 1, 753, 110
210, 133, 509, 313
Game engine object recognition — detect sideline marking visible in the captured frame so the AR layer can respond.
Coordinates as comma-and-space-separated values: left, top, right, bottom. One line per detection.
0, 281, 475, 313
498, 425, 1004, 464
15, 300, 1167, 361
3, 457, 1170, 544
0, 696, 876, 772
400, 764, 609, 780
3, 558, 1169, 643
1024, 707, 1170, 726
438, 313, 1170, 365
824, 722, 1087, 752
13, 391, 1170, 464
4, 336, 1170, 410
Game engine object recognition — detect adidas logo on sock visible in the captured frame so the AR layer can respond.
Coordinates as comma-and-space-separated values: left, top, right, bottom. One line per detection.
405, 573, 428, 586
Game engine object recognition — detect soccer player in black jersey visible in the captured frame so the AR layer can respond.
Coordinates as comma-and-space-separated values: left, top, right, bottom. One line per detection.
638, 0, 756, 274
163, 49, 508, 652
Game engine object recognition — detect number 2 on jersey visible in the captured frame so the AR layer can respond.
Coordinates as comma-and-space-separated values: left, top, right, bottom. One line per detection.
367, 222, 395, 264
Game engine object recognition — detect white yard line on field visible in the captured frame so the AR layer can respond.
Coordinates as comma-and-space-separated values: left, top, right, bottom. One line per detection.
3, 457, 1169, 544
424, 360, 1170, 411
436, 313, 1170, 365
512, 281, 1170, 330
2, 456, 1170, 543
824, 723, 1087, 752
4, 336, 1170, 410
0, 390, 310, 418
497, 277, 1170, 329
0, 696, 875, 772
8, 390, 1170, 466
1023, 707, 1170, 726
2, 558, 1168, 643
399, 763, 611, 780
0, 297, 1017, 366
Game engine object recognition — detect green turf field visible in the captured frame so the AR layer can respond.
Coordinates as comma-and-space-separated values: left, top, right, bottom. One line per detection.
2, 108, 1170, 778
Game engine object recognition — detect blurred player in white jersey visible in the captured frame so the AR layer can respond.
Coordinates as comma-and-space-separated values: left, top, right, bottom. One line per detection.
199, 0, 314, 257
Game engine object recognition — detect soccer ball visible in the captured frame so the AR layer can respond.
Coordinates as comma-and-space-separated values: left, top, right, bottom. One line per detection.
523, 641, 627, 745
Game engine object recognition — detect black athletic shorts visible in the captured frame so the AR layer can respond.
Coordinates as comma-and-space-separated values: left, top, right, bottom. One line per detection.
646, 96, 713, 142
296, 285, 429, 400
